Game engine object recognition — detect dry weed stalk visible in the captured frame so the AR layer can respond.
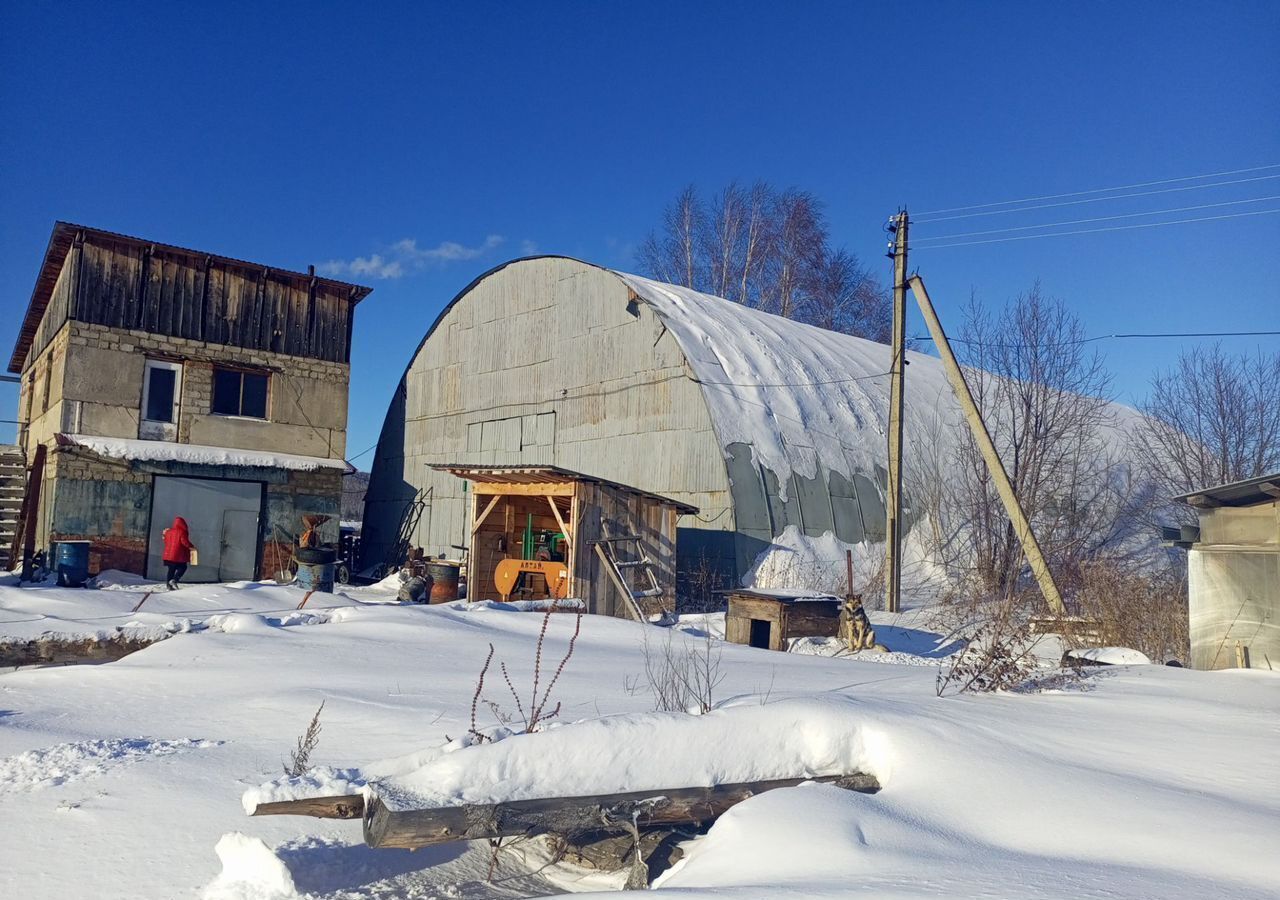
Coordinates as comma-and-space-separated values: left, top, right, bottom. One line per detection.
469, 607, 583, 738
284, 700, 325, 777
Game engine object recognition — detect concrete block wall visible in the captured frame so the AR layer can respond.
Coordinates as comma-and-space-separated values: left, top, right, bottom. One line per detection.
57, 322, 350, 459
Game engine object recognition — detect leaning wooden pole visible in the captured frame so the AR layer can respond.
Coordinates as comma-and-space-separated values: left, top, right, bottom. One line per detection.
906, 275, 1065, 614
884, 210, 909, 613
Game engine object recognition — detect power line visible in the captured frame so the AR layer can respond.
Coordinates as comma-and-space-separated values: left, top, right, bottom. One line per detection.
910, 207, 1280, 249
346, 441, 378, 464
912, 174, 1280, 223
910, 195, 1280, 244
691, 370, 891, 388
914, 163, 1280, 216
911, 330, 1280, 347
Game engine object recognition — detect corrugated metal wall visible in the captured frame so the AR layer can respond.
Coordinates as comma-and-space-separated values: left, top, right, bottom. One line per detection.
363, 259, 735, 575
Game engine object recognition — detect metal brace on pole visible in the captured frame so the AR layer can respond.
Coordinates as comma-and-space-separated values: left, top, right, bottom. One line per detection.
907, 275, 1066, 614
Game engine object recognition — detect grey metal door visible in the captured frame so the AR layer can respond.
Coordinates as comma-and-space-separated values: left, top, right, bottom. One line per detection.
220, 509, 260, 582
148, 477, 263, 582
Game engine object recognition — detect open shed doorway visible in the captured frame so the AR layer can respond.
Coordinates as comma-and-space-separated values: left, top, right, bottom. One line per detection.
147, 477, 263, 582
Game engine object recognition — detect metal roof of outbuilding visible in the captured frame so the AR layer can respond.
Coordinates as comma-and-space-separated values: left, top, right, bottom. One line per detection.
1175, 472, 1280, 508
430, 463, 700, 515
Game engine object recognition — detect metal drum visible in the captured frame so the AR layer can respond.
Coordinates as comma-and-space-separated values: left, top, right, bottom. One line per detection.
55, 540, 91, 588
295, 561, 335, 593
427, 560, 461, 603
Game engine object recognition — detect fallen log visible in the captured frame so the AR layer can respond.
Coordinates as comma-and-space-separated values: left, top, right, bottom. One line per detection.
251, 794, 366, 819
364, 771, 879, 849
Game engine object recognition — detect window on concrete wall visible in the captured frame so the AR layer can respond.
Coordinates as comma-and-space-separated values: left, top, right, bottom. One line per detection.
212, 368, 269, 419
141, 359, 183, 441
142, 360, 181, 424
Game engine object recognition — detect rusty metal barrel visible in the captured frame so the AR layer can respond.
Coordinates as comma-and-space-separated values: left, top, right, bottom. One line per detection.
427, 560, 461, 603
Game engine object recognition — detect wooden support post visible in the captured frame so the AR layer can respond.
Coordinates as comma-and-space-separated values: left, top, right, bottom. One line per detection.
471, 495, 502, 534
907, 275, 1065, 614
546, 496, 571, 543
16, 443, 46, 582
884, 211, 908, 613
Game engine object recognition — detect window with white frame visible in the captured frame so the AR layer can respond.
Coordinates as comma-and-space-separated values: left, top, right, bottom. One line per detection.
141, 359, 182, 429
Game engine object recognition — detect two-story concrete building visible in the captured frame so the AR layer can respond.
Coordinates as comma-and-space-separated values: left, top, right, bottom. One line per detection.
9, 222, 370, 582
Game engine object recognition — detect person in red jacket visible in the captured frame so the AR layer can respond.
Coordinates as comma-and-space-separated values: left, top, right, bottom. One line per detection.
162, 516, 196, 590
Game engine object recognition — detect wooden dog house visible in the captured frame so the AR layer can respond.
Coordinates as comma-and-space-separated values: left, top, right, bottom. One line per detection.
432, 465, 697, 619
725, 589, 842, 651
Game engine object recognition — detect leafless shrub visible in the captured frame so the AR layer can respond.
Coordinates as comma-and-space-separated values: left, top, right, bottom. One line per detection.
284, 700, 324, 777
679, 551, 731, 615
469, 608, 583, 740
1066, 561, 1189, 663
934, 592, 1044, 696
642, 629, 725, 714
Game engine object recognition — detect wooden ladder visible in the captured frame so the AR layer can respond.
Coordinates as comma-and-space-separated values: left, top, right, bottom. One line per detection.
592, 522, 671, 623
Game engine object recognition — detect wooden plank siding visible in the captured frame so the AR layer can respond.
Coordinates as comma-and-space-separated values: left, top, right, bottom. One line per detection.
10, 223, 370, 374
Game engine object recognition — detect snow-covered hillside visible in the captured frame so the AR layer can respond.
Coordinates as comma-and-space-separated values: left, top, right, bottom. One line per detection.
0, 578, 1276, 899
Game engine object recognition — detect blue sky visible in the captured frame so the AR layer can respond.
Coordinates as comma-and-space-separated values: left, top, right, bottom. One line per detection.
2, 1, 1277, 464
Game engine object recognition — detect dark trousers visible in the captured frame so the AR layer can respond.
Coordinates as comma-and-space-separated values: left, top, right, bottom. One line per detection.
165, 562, 188, 584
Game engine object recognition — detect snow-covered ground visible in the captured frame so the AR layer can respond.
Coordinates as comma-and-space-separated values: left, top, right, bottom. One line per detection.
0, 578, 1276, 899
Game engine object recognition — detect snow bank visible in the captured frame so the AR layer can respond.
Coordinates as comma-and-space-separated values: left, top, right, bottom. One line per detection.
201, 833, 299, 900
373, 696, 891, 810
60, 433, 348, 472
0, 737, 219, 794
1067, 646, 1153, 666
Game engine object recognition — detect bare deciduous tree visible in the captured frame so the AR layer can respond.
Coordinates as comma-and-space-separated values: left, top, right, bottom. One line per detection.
1131, 345, 1280, 507
637, 181, 890, 340
951, 284, 1139, 599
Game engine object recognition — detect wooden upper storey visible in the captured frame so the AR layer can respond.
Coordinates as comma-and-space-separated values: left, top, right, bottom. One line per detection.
9, 223, 372, 373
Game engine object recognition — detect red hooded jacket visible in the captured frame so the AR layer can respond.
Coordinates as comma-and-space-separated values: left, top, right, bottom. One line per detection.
162, 516, 195, 564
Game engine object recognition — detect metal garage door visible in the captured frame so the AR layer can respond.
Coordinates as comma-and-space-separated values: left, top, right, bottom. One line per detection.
148, 477, 263, 583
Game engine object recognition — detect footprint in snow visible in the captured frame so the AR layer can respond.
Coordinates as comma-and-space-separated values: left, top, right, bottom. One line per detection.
0, 737, 221, 795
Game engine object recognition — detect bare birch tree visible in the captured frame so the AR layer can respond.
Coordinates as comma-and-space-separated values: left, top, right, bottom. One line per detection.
637, 185, 704, 289
637, 181, 890, 340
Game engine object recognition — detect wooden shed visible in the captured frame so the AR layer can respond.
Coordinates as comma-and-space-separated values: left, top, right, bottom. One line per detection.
432, 465, 698, 619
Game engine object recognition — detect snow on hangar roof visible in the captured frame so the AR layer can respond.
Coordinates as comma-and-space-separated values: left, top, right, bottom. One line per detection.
612, 270, 961, 487
397, 255, 962, 490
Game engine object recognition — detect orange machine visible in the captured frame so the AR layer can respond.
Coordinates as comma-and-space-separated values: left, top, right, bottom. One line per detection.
494, 558, 570, 602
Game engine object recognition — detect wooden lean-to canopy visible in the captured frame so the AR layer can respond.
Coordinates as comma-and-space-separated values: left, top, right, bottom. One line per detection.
431, 464, 697, 618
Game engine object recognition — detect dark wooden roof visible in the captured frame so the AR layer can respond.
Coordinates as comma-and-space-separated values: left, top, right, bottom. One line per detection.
9, 221, 373, 373
1175, 472, 1280, 509
430, 463, 700, 515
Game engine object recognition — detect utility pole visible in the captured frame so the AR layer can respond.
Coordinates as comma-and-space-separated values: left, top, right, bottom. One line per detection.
884, 210, 908, 613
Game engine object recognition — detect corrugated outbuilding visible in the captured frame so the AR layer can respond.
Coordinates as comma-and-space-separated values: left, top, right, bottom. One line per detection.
1177, 474, 1280, 670
363, 256, 955, 595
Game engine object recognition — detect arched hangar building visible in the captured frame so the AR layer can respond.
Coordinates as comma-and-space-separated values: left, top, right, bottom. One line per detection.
363, 256, 948, 595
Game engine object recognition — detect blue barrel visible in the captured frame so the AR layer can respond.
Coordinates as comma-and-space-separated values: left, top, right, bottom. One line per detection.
55, 541, 91, 588
295, 561, 335, 593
